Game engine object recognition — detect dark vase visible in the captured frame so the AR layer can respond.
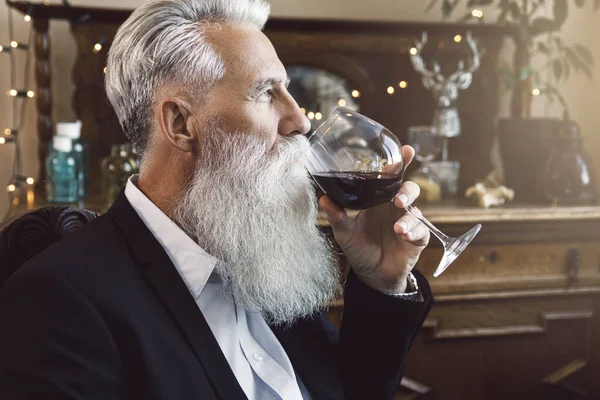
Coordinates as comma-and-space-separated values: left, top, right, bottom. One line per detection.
498, 117, 563, 203
543, 121, 597, 205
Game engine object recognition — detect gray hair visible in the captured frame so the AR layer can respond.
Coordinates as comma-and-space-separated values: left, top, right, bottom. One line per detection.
105, 0, 271, 159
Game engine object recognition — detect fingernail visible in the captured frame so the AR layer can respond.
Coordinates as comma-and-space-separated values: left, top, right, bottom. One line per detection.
397, 194, 409, 204
398, 222, 408, 232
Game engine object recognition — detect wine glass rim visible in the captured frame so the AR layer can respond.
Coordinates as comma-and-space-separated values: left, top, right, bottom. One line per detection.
307, 106, 385, 145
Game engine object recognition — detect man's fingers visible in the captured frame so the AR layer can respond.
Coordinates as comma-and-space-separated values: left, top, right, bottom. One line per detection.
393, 181, 421, 208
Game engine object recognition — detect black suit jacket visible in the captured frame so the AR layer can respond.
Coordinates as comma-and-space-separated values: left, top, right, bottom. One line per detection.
0, 193, 432, 400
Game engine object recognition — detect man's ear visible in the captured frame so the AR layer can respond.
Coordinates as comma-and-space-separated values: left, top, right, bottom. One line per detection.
157, 98, 197, 153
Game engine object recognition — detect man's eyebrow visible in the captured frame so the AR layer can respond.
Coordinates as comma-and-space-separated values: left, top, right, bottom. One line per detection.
248, 77, 291, 97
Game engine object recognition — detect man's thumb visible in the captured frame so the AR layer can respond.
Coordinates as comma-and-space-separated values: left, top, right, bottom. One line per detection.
319, 196, 352, 235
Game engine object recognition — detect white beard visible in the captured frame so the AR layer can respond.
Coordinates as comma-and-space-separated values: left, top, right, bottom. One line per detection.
173, 127, 341, 326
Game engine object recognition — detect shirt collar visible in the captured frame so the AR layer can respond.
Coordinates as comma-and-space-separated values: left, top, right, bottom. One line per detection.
124, 175, 218, 299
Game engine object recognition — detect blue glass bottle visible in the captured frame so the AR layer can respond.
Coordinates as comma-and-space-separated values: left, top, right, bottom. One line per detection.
57, 121, 88, 199
46, 135, 80, 203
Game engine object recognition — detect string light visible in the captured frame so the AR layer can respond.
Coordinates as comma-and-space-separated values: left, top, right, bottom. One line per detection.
399, 81, 408, 89
24, 4, 33, 22
532, 88, 541, 96
409, 47, 418, 56
0, 137, 16, 145
10, 41, 28, 50
13, 176, 35, 185
387, 86, 395, 94
2, 0, 36, 218
7, 89, 35, 98
472, 9, 484, 18
103, 67, 107, 74
454, 34, 462, 43
315, 112, 322, 120
351, 90, 360, 98
300, 107, 306, 114
93, 36, 107, 53
307, 111, 315, 120
338, 99, 346, 107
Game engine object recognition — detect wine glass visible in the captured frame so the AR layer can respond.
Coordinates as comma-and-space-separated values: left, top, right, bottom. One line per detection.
306, 107, 481, 277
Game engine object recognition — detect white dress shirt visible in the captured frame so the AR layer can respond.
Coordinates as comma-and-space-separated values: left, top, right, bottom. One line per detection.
125, 177, 309, 400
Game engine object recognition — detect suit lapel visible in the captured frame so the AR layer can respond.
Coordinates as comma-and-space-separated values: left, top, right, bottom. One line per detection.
272, 315, 345, 400
108, 192, 247, 400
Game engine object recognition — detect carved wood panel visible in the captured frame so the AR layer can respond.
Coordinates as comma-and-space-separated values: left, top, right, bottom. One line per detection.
33, 18, 52, 189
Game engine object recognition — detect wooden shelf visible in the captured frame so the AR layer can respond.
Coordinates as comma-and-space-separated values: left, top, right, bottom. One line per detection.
5, 188, 599, 230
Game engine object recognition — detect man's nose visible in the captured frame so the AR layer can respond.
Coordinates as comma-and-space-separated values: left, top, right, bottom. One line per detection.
279, 99, 311, 137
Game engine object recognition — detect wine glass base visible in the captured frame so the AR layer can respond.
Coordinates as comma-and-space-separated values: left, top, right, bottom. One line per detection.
432, 224, 482, 278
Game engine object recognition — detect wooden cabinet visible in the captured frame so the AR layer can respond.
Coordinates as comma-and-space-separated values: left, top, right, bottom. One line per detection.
324, 205, 600, 399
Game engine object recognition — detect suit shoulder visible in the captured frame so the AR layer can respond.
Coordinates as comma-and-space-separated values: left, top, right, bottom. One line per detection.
9, 213, 134, 291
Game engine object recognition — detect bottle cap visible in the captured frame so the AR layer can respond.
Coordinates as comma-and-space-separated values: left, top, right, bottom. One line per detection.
56, 120, 82, 139
53, 135, 73, 152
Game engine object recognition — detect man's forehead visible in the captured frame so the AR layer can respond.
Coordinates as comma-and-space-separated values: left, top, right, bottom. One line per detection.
206, 24, 286, 84
206, 24, 277, 64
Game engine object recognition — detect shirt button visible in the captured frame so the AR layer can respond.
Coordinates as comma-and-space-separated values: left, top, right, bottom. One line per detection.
252, 353, 264, 362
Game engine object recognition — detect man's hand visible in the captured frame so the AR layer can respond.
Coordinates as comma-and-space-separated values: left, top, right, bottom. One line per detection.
319, 145, 430, 294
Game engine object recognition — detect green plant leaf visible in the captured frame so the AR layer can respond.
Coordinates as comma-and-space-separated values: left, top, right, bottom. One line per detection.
425, 0, 440, 14
563, 58, 571, 80
564, 46, 582, 72
574, 0, 585, 7
531, 17, 557, 35
574, 44, 594, 66
553, 59, 564, 81
509, 1, 521, 19
442, 0, 454, 17
553, 0, 568, 28
537, 41, 550, 55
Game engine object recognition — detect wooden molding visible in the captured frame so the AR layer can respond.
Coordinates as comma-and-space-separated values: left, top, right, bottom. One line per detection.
422, 309, 593, 341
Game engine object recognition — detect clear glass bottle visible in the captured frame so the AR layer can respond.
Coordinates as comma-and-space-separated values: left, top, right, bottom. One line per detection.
101, 144, 139, 210
45, 135, 80, 203
543, 121, 598, 205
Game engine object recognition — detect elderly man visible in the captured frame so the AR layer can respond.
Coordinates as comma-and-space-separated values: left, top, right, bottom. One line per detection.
0, 0, 432, 399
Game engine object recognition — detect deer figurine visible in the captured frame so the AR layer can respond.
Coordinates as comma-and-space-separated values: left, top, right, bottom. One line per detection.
409, 31, 482, 141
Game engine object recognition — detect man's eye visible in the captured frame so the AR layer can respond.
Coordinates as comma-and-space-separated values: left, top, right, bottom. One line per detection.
259, 89, 274, 100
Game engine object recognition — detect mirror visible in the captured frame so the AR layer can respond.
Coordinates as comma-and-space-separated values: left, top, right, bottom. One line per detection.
286, 66, 360, 131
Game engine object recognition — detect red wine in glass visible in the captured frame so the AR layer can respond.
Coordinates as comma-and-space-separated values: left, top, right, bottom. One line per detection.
312, 170, 404, 210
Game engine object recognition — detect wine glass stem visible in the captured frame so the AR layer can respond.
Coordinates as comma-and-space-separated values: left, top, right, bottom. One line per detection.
405, 205, 450, 243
